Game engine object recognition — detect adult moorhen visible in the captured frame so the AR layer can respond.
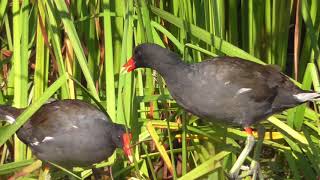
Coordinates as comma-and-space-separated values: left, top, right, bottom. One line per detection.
1, 99, 133, 177
122, 43, 320, 178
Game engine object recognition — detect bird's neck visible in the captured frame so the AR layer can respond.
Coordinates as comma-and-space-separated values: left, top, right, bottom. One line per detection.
150, 58, 190, 80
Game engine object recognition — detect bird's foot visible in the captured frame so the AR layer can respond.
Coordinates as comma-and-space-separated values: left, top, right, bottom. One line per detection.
229, 135, 256, 178
228, 162, 261, 180
228, 172, 240, 180
238, 161, 261, 179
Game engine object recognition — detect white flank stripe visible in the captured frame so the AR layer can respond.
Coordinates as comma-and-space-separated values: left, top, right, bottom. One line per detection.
5, 115, 16, 124
30, 141, 39, 146
42, 136, 54, 142
236, 88, 252, 95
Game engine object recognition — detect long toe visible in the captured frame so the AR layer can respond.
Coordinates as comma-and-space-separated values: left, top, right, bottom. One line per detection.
228, 172, 241, 180
250, 161, 261, 180
238, 161, 261, 180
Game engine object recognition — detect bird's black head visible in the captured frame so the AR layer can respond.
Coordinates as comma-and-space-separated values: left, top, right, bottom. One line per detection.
111, 124, 125, 147
122, 43, 180, 72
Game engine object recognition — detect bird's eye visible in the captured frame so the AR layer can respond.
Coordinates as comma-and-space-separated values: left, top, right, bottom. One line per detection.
135, 50, 142, 57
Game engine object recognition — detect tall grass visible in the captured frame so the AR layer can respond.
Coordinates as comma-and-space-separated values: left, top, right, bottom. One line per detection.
0, 0, 319, 179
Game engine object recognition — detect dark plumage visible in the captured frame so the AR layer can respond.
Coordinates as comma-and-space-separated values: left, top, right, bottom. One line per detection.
123, 43, 320, 178
123, 43, 320, 127
0, 99, 132, 167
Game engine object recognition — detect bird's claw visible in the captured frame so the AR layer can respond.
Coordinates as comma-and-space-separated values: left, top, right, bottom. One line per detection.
228, 161, 261, 180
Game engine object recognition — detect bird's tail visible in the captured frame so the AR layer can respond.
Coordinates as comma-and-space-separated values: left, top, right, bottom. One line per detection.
0, 106, 23, 124
293, 92, 320, 103
0, 99, 55, 124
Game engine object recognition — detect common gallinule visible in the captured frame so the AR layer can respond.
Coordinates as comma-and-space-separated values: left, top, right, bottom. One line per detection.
122, 43, 320, 177
1, 99, 133, 177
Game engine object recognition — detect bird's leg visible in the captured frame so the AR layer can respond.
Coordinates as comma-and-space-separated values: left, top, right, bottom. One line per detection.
109, 166, 114, 180
229, 127, 255, 179
242, 126, 265, 179
92, 168, 103, 180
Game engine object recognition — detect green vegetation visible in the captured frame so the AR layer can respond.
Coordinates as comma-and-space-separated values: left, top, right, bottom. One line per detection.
0, 0, 319, 179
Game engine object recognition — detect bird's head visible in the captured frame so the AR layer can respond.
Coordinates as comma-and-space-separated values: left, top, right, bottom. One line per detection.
121, 43, 175, 73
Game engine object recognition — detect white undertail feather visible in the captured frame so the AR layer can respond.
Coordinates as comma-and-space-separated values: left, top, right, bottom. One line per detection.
293, 92, 320, 102
0, 115, 16, 124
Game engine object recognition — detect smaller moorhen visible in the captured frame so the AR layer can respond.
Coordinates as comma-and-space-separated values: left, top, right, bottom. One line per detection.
0, 99, 133, 172
122, 43, 320, 178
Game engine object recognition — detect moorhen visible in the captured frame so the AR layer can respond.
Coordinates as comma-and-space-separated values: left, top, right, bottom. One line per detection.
1, 99, 132, 177
122, 43, 320, 177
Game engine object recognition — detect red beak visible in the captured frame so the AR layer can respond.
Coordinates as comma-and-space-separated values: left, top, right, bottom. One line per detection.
121, 57, 136, 73
122, 133, 133, 163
